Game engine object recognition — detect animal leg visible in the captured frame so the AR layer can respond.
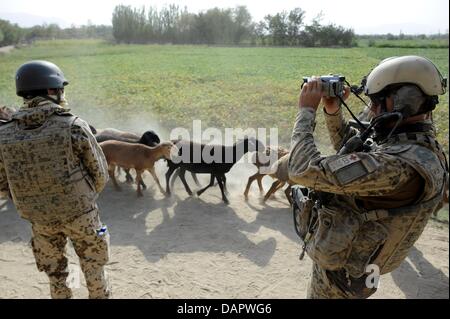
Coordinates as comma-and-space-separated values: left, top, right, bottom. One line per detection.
257, 175, 264, 193
263, 180, 285, 202
130, 168, 147, 190
223, 175, 229, 195
135, 170, 144, 197
170, 168, 180, 191
197, 174, 215, 196
123, 168, 134, 184
148, 167, 165, 195
273, 180, 286, 193
139, 177, 147, 190
165, 166, 177, 195
108, 164, 121, 191
244, 173, 262, 198
191, 172, 200, 186
179, 168, 193, 196
217, 174, 229, 204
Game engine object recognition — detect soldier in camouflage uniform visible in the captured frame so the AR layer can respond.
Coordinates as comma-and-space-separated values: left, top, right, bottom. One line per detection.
0, 60, 111, 299
287, 56, 448, 298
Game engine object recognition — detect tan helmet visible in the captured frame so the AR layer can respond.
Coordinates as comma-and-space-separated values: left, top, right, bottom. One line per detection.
364, 55, 447, 96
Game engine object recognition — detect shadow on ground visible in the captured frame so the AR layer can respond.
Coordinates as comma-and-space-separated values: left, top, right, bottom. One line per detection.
391, 246, 449, 299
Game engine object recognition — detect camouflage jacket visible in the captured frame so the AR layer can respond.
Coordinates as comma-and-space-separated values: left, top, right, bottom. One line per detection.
0, 98, 108, 224
288, 107, 448, 275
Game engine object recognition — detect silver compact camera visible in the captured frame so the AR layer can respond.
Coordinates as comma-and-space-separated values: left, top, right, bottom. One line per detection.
302, 75, 345, 97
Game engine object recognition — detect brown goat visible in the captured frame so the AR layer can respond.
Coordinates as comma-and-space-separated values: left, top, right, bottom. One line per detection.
100, 141, 176, 197
244, 146, 292, 202
95, 128, 161, 188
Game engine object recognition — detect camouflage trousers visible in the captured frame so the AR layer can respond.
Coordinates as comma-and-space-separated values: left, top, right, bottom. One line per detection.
307, 263, 377, 299
31, 209, 111, 299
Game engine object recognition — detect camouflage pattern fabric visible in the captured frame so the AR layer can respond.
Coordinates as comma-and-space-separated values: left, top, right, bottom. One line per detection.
0, 97, 110, 298
31, 209, 111, 299
0, 99, 108, 223
307, 262, 376, 299
289, 107, 447, 299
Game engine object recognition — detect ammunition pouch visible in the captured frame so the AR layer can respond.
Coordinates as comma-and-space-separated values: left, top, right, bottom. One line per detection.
292, 186, 316, 242
292, 186, 389, 276
307, 206, 365, 272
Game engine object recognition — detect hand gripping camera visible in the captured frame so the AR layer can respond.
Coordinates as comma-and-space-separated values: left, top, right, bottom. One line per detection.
302, 75, 345, 97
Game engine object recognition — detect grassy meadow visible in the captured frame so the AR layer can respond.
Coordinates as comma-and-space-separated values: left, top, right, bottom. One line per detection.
0, 39, 448, 153
360, 38, 449, 49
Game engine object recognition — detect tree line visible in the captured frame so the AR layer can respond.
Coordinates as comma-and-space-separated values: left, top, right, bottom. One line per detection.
112, 5, 357, 47
3, 5, 447, 48
0, 19, 112, 47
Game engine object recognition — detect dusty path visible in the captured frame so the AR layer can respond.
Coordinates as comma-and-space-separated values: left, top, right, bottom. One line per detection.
0, 161, 448, 299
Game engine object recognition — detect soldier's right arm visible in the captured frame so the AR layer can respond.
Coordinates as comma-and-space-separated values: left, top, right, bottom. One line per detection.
289, 108, 421, 198
71, 119, 109, 193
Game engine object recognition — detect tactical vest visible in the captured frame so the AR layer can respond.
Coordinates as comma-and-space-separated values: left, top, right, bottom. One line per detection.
364, 132, 448, 274
0, 114, 98, 224
315, 133, 446, 279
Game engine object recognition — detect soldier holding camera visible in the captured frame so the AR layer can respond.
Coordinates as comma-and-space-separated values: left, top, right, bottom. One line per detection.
288, 56, 448, 298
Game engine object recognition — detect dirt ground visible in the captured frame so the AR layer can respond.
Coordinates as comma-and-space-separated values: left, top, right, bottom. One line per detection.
0, 160, 448, 299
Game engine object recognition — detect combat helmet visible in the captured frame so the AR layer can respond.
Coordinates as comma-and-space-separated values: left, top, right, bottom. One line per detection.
365, 55, 447, 96
15, 60, 69, 97
364, 56, 447, 117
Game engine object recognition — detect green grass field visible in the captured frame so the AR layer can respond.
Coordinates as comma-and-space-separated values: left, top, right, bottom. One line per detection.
0, 39, 449, 221
360, 38, 449, 49
0, 39, 448, 152
0, 40, 449, 150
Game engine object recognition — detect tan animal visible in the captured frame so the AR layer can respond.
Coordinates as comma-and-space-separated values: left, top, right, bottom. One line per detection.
100, 141, 176, 197
262, 154, 296, 205
95, 128, 161, 188
244, 146, 294, 203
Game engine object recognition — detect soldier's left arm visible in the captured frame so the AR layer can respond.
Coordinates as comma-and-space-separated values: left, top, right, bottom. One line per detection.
289, 108, 418, 197
71, 119, 109, 193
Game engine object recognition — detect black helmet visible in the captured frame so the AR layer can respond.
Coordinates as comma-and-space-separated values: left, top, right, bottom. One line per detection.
15, 60, 69, 97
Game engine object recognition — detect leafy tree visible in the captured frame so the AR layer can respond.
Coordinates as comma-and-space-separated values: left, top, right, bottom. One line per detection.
287, 8, 305, 45
233, 6, 253, 44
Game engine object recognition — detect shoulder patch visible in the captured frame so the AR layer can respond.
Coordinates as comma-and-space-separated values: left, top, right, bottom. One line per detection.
326, 154, 380, 186
327, 154, 362, 172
